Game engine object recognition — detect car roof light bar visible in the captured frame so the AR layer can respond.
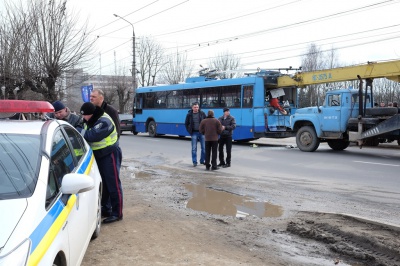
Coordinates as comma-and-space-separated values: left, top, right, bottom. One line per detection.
0, 100, 54, 113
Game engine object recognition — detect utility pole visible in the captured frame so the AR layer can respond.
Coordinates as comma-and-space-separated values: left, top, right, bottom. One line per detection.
113, 14, 136, 97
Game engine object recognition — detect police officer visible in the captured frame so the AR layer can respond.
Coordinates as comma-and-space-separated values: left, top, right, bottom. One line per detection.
79, 102, 123, 223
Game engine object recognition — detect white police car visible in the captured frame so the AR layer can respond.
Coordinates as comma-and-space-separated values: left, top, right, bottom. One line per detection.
0, 100, 102, 266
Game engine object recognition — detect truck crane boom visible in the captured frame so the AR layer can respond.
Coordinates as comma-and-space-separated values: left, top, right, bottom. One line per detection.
276, 59, 400, 88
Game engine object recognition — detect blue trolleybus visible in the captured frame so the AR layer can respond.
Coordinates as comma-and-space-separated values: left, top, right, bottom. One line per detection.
132, 69, 298, 141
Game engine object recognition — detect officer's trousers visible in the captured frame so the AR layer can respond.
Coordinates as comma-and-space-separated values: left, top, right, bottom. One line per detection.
97, 146, 123, 218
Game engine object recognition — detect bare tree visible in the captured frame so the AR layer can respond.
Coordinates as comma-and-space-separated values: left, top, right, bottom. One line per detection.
299, 44, 343, 107
0, 0, 97, 101
373, 78, 400, 104
0, 1, 33, 99
112, 68, 134, 113
207, 50, 241, 78
160, 50, 193, 85
136, 36, 165, 87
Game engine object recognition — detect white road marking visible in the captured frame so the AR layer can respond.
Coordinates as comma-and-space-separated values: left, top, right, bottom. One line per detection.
353, 161, 400, 167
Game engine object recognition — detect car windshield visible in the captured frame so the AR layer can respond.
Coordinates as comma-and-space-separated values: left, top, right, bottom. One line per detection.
0, 134, 41, 199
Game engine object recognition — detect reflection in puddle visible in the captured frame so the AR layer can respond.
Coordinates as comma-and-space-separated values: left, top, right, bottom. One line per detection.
185, 184, 283, 218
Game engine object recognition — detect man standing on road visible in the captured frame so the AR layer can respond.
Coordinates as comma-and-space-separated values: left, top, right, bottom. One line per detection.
199, 110, 223, 171
185, 102, 206, 167
218, 107, 236, 168
90, 89, 121, 139
51, 101, 82, 128
79, 102, 123, 224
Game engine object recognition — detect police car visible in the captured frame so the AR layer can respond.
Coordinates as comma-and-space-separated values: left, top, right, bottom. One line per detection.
0, 100, 102, 266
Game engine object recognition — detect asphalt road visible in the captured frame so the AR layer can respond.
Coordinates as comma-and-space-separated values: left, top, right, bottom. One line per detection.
119, 133, 400, 226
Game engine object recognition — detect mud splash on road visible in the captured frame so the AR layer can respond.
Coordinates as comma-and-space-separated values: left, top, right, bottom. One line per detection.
287, 212, 400, 266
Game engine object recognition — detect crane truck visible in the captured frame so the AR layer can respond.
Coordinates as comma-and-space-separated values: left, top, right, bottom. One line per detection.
265, 60, 400, 152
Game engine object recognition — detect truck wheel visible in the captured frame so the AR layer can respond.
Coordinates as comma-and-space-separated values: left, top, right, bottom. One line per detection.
327, 140, 349, 151
148, 121, 157, 137
296, 126, 320, 152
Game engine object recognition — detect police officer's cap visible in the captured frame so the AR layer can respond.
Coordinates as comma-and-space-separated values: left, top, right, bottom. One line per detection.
80, 102, 96, 115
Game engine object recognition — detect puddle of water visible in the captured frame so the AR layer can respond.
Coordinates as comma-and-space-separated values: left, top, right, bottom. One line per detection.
184, 184, 283, 218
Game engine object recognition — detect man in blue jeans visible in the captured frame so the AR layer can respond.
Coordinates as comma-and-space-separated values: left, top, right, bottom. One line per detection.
185, 102, 206, 166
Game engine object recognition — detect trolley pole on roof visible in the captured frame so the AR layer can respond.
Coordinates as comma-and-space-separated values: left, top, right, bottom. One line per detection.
113, 14, 137, 98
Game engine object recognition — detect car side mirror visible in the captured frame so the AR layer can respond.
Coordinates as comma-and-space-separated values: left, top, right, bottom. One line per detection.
61, 173, 94, 194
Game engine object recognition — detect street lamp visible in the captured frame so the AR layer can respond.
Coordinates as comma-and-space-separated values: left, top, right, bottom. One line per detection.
113, 14, 136, 96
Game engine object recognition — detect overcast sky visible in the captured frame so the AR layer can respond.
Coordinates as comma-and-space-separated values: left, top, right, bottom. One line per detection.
38, 0, 400, 76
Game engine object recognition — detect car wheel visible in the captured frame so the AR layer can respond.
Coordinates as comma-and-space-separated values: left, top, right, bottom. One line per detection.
91, 189, 101, 240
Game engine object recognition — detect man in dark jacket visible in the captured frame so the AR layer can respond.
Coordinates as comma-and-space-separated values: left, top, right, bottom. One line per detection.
90, 89, 121, 139
218, 107, 236, 168
79, 102, 123, 224
199, 110, 223, 170
185, 102, 206, 166
52, 101, 82, 128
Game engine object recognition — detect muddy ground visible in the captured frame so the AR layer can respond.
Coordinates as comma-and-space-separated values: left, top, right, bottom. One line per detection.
82, 157, 400, 266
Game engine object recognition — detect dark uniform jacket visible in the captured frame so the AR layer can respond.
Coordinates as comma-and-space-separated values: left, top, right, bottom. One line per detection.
101, 101, 121, 139
81, 106, 119, 158
218, 115, 236, 138
185, 109, 206, 134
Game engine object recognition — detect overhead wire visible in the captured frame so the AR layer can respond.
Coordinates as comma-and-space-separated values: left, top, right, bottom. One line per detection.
99, 0, 189, 38
92, 0, 160, 32
152, 0, 300, 37
241, 35, 400, 67
94, 0, 396, 62
173, 0, 399, 54
93, 0, 298, 58
188, 24, 400, 62
86, 0, 400, 75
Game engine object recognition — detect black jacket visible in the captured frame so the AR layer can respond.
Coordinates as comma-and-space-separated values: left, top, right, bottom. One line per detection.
218, 114, 236, 137
101, 101, 121, 139
81, 106, 119, 158
185, 109, 206, 134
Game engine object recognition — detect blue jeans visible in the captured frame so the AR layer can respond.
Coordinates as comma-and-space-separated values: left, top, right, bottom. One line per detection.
191, 132, 205, 164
